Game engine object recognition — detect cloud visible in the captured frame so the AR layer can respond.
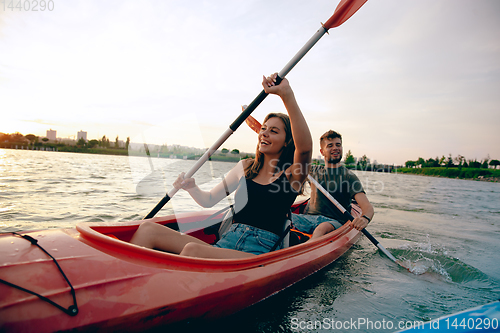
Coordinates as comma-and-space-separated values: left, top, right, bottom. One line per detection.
23, 119, 60, 126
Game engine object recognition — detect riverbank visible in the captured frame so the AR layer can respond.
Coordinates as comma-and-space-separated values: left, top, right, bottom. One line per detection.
0, 146, 248, 162
4, 146, 497, 181
393, 167, 500, 182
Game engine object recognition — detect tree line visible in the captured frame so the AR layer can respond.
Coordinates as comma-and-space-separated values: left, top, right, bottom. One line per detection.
77, 135, 130, 150
405, 154, 499, 169
221, 148, 240, 155
345, 150, 376, 169
0, 132, 130, 150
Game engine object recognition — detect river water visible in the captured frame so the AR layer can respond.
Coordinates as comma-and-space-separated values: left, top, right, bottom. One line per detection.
1, 149, 499, 332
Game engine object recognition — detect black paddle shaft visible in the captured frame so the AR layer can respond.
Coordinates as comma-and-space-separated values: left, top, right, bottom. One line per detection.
230, 76, 283, 131
144, 195, 171, 219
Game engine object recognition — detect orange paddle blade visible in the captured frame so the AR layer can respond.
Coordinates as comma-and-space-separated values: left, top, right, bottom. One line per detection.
245, 114, 262, 134
323, 0, 368, 30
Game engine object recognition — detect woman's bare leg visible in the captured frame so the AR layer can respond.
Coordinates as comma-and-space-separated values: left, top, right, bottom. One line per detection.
130, 221, 257, 259
180, 242, 255, 259
130, 221, 209, 253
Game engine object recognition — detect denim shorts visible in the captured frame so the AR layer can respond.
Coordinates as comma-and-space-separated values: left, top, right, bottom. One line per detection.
291, 214, 343, 235
213, 223, 282, 255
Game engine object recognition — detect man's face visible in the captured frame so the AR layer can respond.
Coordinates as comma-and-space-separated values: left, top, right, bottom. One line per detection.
320, 138, 343, 165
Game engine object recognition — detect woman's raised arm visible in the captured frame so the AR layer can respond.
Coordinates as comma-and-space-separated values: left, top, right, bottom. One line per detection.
262, 73, 312, 190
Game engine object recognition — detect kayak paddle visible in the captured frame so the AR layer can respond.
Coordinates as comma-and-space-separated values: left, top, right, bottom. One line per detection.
307, 175, 402, 266
135, 143, 165, 196
144, 0, 368, 219
245, 115, 404, 268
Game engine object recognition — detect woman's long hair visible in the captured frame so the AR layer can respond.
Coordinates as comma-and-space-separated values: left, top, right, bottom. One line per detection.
244, 113, 295, 180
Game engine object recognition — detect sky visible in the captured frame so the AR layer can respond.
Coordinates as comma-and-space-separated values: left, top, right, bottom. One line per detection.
1, 0, 499, 165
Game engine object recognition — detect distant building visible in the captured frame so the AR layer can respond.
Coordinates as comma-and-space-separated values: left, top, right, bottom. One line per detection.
77, 130, 87, 142
47, 129, 56, 141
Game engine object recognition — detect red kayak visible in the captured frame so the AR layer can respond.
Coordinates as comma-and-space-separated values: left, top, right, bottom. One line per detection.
0, 200, 361, 332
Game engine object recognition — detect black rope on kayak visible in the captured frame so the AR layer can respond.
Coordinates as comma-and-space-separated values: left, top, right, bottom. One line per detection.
0, 232, 79, 316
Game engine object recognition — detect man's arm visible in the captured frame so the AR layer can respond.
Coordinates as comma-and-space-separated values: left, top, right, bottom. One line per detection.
351, 192, 374, 230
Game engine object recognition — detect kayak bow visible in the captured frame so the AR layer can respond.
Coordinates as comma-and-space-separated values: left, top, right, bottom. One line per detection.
0, 201, 361, 332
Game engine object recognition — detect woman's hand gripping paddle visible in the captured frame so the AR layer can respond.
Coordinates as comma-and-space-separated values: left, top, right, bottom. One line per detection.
144, 0, 368, 219
245, 115, 407, 269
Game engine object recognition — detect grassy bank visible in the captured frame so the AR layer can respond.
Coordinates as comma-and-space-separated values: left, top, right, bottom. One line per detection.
3, 146, 251, 162
57, 146, 130, 156
56, 148, 246, 161
394, 167, 500, 181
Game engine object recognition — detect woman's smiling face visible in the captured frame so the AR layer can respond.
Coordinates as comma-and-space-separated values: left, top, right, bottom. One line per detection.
258, 116, 286, 155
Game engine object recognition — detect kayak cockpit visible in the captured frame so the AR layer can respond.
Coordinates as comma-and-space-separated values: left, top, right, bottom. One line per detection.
75, 205, 359, 272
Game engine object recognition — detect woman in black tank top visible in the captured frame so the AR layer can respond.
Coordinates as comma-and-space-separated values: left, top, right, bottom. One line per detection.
131, 73, 312, 258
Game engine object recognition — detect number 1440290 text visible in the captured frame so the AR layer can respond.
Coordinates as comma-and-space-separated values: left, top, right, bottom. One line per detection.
1, 0, 54, 11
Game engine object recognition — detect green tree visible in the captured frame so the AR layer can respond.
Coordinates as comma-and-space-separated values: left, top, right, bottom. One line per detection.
446, 154, 454, 168
11, 132, 25, 143
125, 137, 130, 150
454, 154, 465, 169
425, 157, 439, 168
100, 135, 110, 148
25, 134, 37, 147
221, 148, 229, 154
25, 134, 37, 142
489, 159, 500, 169
417, 157, 425, 167
357, 155, 368, 169
42, 137, 49, 143
345, 150, 355, 165
231, 149, 240, 154
88, 139, 99, 148
405, 160, 416, 168
469, 159, 481, 168
115, 136, 119, 149
76, 138, 86, 147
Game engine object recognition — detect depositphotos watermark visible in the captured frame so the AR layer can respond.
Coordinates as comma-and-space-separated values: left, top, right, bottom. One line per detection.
290, 316, 499, 331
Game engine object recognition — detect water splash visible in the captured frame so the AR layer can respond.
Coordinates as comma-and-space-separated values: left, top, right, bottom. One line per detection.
392, 236, 491, 284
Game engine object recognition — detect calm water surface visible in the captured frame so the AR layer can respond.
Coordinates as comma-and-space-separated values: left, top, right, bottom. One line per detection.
1, 149, 499, 332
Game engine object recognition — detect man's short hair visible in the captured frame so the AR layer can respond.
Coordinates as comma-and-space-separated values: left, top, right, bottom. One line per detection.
320, 130, 342, 147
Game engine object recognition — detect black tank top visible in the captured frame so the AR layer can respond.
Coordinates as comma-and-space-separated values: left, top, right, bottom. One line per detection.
232, 172, 298, 236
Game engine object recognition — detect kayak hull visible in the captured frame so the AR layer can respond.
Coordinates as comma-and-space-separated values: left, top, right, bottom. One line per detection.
0, 204, 361, 332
